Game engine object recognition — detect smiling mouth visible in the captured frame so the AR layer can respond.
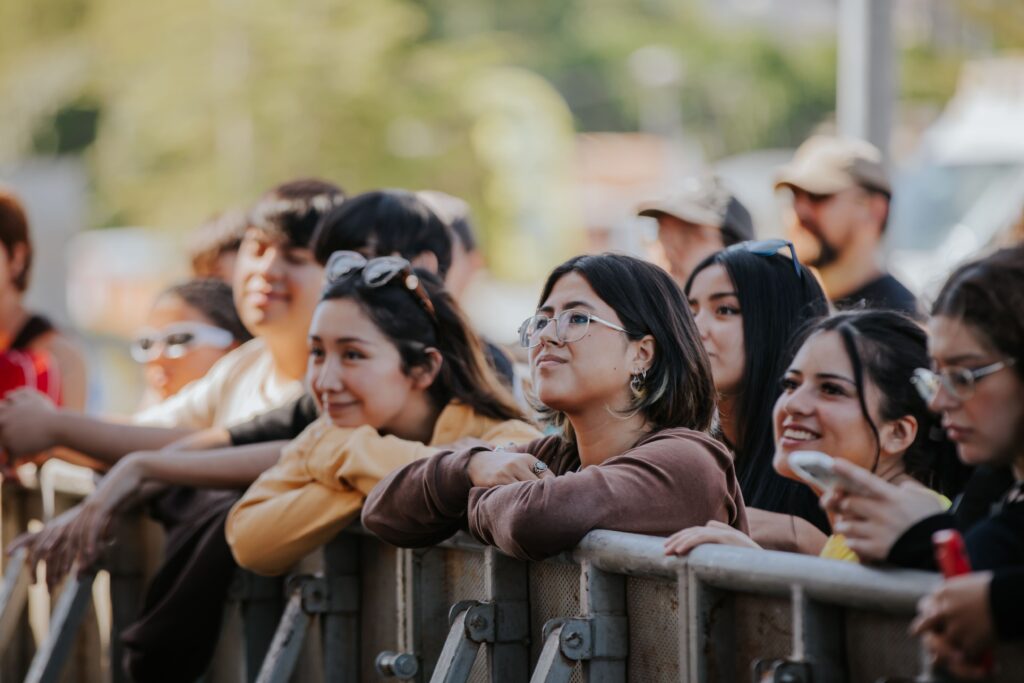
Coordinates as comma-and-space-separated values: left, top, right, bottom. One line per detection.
781, 427, 821, 443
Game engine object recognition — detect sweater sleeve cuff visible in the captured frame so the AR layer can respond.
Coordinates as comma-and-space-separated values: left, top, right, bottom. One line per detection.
885, 513, 955, 569
431, 447, 486, 518
990, 568, 1024, 640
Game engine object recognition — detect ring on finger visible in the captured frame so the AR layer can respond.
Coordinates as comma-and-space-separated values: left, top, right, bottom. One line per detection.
531, 460, 549, 475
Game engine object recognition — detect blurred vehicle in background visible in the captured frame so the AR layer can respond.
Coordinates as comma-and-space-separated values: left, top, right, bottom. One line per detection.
887, 58, 1024, 299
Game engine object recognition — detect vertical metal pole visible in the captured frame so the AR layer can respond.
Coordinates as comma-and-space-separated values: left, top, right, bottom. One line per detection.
239, 573, 287, 681
321, 534, 360, 683
107, 515, 147, 683
579, 560, 626, 683
484, 548, 529, 682
791, 585, 847, 683
837, 0, 894, 157
687, 572, 735, 683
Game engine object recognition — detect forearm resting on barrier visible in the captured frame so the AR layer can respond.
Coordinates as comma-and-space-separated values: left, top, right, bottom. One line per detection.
227, 473, 362, 576
0, 397, 196, 467
123, 441, 287, 490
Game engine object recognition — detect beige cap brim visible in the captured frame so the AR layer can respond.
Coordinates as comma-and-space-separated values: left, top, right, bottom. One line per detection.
773, 164, 859, 195
636, 201, 722, 228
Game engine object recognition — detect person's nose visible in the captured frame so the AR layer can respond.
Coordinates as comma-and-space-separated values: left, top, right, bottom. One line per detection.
315, 354, 344, 394
927, 379, 959, 414
255, 244, 287, 280
536, 317, 563, 347
692, 308, 710, 342
780, 382, 814, 418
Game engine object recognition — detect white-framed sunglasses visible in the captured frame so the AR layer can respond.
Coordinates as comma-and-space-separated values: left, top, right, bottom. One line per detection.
130, 322, 236, 363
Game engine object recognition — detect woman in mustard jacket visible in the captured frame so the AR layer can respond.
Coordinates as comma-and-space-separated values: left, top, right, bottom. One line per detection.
226, 251, 538, 574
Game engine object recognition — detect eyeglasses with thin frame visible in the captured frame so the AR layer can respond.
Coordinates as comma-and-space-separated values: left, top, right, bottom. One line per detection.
728, 238, 803, 279
518, 309, 628, 349
131, 322, 236, 363
911, 359, 1016, 404
324, 250, 436, 319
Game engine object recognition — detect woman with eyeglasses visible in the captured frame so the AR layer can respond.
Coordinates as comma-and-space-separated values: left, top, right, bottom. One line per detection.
224, 252, 539, 575
665, 309, 966, 562
362, 253, 747, 562
678, 240, 831, 552
815, 246, 1024, 678
134, 279, 252, 406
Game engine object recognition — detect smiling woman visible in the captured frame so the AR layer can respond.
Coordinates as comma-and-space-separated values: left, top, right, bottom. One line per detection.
225, 255, 538, 575
363, 253, 747, 562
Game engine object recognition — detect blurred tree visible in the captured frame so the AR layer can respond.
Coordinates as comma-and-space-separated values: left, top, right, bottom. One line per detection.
0, 0, 1007, 270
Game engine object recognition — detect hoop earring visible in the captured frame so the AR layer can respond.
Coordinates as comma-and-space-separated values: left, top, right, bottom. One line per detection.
630, 368, 647, 397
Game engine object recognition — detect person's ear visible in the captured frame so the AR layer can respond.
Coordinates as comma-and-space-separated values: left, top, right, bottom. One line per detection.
409, 251, 440, 276
867, 193, 889, 235
8, 242, 27, 284
630, 334, 656, 373
410, 348, 443, 390
879, 414, 917, 459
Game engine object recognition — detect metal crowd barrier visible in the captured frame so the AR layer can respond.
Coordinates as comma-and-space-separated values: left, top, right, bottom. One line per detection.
2, 514, 1023, 682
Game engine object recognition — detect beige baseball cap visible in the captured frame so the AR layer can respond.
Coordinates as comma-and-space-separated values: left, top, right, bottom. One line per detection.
637, 175, 755, 243
775, 135, 891, 196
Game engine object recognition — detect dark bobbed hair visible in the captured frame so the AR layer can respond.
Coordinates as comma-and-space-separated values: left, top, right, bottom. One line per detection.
794, 310, 968, 498
532, 253, 715, 439
161, 279, 252, 345
319, 269, 523, 423
312, 190, 453, 276
249, 178, 346, 249
685, 248, 830, 527
931, 244, 1024, 382
0, 188, 32, 291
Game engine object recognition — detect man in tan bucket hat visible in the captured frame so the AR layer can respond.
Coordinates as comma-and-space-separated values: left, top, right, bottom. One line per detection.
637, 175, 755, 286
776, 135, 918, 316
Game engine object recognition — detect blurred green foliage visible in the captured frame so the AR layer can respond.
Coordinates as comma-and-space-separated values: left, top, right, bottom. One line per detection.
0, 0, 1003, 266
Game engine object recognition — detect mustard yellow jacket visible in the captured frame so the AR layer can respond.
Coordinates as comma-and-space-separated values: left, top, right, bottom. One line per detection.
225, 402, 539, 575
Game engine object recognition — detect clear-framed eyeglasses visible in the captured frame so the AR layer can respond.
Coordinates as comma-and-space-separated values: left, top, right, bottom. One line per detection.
518, 309, 628, 349
911, 359, 1016, 404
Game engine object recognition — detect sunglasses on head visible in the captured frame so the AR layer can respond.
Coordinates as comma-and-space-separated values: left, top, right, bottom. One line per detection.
131, 322, 235, 363
728, 238, 803, 278
324, 251, 437, 320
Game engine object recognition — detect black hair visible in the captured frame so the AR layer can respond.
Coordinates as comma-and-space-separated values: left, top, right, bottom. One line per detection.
533, 253, 715, 439
319, 269, 523, 423
719, 197, 755, 247
160, 279, 253, 345
686, 247, 830, 529
249, 178, 346, 249
932, 244, 1024, 382
312, 190, 453, 277
795, 310, 968, 498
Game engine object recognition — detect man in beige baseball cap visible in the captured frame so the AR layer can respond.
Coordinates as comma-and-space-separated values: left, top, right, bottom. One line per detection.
775, 135, 917, 316
637, 175, 755, 286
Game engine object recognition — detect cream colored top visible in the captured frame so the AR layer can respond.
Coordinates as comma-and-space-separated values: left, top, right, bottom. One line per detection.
132, 339, 304, 430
